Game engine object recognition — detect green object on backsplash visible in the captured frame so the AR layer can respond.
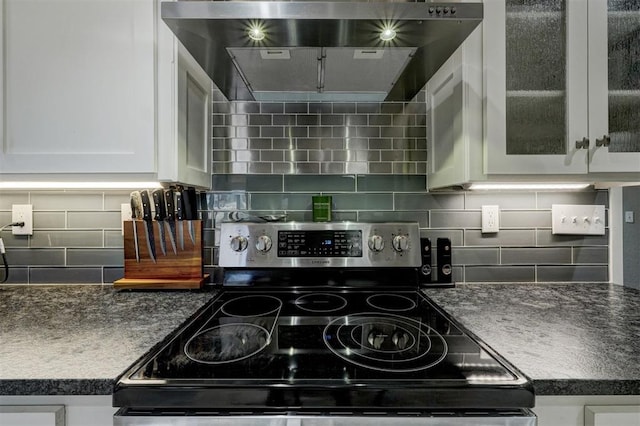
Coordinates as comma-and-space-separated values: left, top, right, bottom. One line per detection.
312, 195, 332, 222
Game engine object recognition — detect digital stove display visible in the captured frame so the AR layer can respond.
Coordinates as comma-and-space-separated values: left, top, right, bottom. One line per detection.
277, 230, 362, 257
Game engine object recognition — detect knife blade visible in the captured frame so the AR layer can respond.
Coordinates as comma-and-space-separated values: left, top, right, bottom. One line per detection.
139, 189, 157, 263
164, 188, 179, 255
182, 186, 198, 245
129, 191, 142, 263
175, 190, 185, 251
152, 189, 168, 256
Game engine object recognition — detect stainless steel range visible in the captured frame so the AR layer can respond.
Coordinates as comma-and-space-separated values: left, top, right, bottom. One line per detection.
113, 222, 536, 425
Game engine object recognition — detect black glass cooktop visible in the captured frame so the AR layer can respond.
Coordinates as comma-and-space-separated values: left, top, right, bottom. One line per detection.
114, 289, 534, 410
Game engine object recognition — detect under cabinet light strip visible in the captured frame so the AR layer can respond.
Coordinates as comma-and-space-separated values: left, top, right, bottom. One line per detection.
468, 183, 591, 191
0, 182, 162, 190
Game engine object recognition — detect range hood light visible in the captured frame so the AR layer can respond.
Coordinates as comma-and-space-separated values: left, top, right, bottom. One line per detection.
247, 24, 266, 41
379, 27, 397, 42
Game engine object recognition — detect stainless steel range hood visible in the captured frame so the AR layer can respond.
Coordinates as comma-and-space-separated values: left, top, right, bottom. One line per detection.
161, 1, 483, 102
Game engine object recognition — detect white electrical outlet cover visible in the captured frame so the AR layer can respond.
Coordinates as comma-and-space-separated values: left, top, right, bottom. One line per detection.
12, 204, 33, 235
481, 205, 500, 233
552, 204, 606, 235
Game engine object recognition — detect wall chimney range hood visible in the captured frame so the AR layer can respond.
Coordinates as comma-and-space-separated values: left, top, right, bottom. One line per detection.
161, 1, 483, 102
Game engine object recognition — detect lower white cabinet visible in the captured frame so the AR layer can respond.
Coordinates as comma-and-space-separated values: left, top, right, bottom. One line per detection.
0, 396, 114, 426
0, 405, 64, 426
585, 405, 640, 426
534, 395, 640, 426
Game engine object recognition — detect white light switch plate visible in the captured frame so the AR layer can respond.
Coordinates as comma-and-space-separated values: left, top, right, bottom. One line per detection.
552, 204, 605, 235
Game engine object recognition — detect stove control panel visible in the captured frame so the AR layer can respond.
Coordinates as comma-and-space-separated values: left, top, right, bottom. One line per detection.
219, 222, 421, 268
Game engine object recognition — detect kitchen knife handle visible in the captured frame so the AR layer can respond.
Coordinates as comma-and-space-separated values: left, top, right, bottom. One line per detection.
152, 188, 167, 220
187, 187, 198, 219
130, 191, 143, 220
140, 190, 153, 221
175, 190, 185, 220
165, 189, 176, 221
181, 187, 194, 220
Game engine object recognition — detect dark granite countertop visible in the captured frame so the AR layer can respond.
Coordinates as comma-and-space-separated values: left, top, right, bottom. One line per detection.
423, 282, 640, 396
1, 283, 639, 397
0, 285, 214, 396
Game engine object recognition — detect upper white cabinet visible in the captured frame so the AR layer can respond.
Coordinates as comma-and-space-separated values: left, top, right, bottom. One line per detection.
156, 0, 212, 188
587, 0, 640, 173
0, 0, 212, 188
428, 0, 640, 189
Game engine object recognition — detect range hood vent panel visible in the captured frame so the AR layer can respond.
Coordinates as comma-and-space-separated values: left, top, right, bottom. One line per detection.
324, 47, 415, 92
229, 48, 320, 92
161, 1, 483, 102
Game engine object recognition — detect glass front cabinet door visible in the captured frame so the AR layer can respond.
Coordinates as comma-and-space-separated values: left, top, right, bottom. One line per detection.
588, 0, 640, 173
483, 0, 640, 176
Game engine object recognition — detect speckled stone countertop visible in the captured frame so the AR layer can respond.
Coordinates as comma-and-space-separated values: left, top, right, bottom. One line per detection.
0, 285, 214, 396
423, 282, 640, 396
2, 283, 639, 398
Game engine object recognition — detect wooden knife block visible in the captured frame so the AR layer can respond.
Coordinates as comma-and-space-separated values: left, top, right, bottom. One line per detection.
114, 220, 208, 290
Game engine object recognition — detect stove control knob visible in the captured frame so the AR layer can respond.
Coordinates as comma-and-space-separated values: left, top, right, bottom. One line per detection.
368, 235, 385, 252
392, 234, 410, 252
229, 235, 249, 252
255, 235, 273, 253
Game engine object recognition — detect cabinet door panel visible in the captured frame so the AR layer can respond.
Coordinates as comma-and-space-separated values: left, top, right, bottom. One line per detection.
427, 28, 483, 190
484, 0, 588, 174
588, 0, 640, 172
1, 0, 155, 174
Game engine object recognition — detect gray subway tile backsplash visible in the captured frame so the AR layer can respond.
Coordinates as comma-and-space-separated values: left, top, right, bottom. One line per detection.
465, 229, 537, 247
30, 267, 103, 284
573, 247, 609, 264
0, 181, 610, 284
10, 249, 66, 266
67, 249, 123, 266
465, 266, 536, 283
465, 192, 536, 210
537, 266, 609, 282
501, 247, 572, 265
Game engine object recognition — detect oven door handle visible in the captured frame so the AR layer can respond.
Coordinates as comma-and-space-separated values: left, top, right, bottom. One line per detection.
115, 410, 537, 426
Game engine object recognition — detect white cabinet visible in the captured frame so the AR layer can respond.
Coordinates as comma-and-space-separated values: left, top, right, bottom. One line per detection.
426, 27, 484, 189
0, 0, 212, 188
0, 396, 113, 426
0, 405, 64, 426
585, 405, 640, 426
0, 0, 156, 175
483, 0, 590, 175
533, 396, 640, 426
586, 1, 640, 174
427, 0, 640, 189
156, 11, 212, 189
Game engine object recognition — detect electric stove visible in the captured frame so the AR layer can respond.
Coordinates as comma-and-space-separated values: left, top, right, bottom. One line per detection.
113, 222, 536, 425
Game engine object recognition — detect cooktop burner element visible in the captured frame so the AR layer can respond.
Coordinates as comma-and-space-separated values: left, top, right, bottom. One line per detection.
185, 323, 271, 364
294, 293, 348, 313
366, 294, 417, 312
220, 294, 282, 317
323, 312, 447, 373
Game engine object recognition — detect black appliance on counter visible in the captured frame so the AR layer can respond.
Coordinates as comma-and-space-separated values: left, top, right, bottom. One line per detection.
113, 222, 535, 426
